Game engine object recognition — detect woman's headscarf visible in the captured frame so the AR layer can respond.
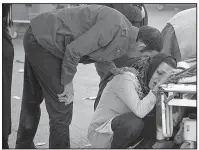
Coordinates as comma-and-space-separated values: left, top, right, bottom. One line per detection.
124, 52, 176, 99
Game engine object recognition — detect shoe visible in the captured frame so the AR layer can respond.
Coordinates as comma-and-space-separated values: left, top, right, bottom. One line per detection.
30, 142, 38, 149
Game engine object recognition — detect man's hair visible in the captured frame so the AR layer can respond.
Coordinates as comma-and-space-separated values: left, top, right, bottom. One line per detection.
137, 26, 163, 52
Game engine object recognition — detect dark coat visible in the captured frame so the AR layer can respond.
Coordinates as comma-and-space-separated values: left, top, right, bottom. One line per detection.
98, 4, 148, 27
30, 5, 139, 85
3, 25, 14, 142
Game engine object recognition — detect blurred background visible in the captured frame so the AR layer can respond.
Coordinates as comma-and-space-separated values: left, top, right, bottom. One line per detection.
10, 4, 196, 38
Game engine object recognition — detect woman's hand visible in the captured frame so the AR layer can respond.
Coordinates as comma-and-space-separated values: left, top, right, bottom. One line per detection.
152, 70, 173, 96
171, 68, 184, 75
57, 81, 74, 105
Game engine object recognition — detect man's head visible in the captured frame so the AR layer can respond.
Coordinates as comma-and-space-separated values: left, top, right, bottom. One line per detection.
133, 26, 163, 57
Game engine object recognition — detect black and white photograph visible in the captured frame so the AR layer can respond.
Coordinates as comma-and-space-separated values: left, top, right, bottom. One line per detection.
2, 3, 197, 149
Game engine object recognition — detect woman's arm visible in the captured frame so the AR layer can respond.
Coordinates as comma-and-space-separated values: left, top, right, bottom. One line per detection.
113, 73, 156, 118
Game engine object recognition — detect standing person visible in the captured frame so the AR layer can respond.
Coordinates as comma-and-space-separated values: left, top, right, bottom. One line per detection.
161, 7, 196, 62
2, 4, 14, 149
88, 53, 177, 148
15, 5, 162, 148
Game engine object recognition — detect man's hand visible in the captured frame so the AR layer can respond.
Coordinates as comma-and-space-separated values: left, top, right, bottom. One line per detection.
57, 81, 74, 105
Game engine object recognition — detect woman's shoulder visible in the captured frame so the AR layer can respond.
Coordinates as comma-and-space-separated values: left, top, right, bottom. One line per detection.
113, 71, 138, 83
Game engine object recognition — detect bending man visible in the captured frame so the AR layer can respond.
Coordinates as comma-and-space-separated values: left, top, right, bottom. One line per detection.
15, 5, 162, 148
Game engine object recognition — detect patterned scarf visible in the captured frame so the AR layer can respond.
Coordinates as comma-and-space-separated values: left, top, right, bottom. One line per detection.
122, 53, 176, 99
125, 56, 151, 99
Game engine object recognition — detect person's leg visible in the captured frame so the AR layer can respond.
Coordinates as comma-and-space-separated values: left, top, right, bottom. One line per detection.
2, 137, 9, 149
111, 112, 144, 148
30, 46, 73, 149
15, 56, 44, 149
2, 36, 14, 149
43, 91, 73, 148
134, 110, 157, 149
142, 109, 156, 140
23, 27, 73, 148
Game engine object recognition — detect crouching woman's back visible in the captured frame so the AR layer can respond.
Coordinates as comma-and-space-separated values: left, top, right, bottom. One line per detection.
88, 72, 145, 148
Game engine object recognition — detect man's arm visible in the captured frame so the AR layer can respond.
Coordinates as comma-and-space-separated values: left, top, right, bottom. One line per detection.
61, 17, 122, 86
112, 73, 156, 118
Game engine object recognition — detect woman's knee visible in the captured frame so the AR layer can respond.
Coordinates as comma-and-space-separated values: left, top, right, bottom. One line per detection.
126, 115, 144, 132
112, 112, 144, 132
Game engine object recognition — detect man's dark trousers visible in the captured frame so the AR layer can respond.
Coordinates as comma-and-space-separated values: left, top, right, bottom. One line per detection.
15, 27, 73, 149
3, 30, 14, 149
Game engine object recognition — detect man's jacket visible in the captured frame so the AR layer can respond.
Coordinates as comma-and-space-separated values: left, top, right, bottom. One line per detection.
93, 4, 148, 81
30, 5, 139, 86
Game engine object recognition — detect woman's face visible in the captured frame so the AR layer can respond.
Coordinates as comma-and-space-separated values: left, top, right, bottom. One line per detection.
148, 62, 174, 89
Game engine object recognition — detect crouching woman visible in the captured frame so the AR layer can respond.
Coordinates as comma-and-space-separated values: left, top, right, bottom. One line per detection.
88, 53, 177, 148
